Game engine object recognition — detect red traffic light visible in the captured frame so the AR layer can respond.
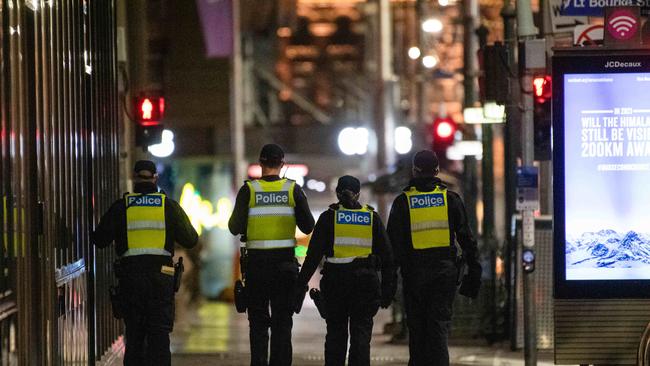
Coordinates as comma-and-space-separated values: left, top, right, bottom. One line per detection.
533, 75, 552, 104
134, 96, 165, 126
432, 117, 456, 144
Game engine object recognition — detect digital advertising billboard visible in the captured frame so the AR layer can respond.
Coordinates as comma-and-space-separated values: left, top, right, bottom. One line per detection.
553, 50, 650, 298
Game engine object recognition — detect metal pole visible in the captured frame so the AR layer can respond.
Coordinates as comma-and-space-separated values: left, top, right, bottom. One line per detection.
374, 0, 395, 220
516, 0, 538, 362
500, 0, 520, 345
230, 0, 246, 186
462, 0, 479, 237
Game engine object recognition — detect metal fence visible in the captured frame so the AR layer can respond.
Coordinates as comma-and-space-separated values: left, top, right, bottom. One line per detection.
0, 0, 122, 364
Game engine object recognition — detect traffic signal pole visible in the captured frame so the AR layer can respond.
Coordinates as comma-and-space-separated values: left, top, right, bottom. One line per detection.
516, 0, 538, 363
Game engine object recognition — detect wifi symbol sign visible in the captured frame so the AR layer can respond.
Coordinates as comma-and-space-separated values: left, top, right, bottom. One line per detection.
607, 9, 639, 41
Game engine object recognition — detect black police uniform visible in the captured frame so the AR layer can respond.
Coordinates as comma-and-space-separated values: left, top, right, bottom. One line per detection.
92, 183, 198, 366
387, 176, 480, 366
297, 202, 396, 366
228, 175, 315, 366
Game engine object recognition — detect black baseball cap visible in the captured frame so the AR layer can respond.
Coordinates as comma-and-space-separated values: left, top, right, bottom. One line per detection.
259, 144, 285, 165
336, 175, 361, 194
134, 160, 157, 176
412, 150, 439, 175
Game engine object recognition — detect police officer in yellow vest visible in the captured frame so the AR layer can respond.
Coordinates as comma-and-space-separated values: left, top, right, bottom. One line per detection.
91, 160, 198, 366
387, 150, 482, 366
228, 144, 315, 366
294, 175, 395, 366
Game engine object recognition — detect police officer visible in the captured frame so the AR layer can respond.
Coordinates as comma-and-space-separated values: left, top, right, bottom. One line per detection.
91, 160, 198, 366
294, 175, 395, 366
386, 150, 482, 366
228, 144, 315, 366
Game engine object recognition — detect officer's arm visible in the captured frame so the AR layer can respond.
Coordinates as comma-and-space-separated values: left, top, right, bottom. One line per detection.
386, 194, 408, 270
228, 184, 250, 236
91, 200, 123, 248
373, 213, 396, 297
449, 192, 479, 264
296, 211, 330, 288
293, 185, 315, 235
168, 199, 199, 248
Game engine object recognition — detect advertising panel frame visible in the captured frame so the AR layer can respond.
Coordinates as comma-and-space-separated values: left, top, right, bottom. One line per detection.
553, 48, 650, 299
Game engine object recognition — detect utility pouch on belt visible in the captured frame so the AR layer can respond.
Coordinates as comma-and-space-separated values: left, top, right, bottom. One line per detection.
173, 257, 184, 293
309, 288, 327, 319
234, 280, 247, 313
234, 248, 248, 313
109, 285, 124, 319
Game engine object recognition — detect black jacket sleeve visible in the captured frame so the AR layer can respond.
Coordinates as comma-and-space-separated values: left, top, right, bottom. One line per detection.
91, 200, 124, 248
372, 212, 396, 295
296, 210, 331, 287
386, 194, 408, 270
448, 191, 479, 264
293, 185, 315, 235
228, 184, 250, 237
167, 199, 199, 248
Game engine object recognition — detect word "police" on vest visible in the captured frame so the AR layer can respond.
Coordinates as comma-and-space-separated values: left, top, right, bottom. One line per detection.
336, 210, 371, 225
128, 195, 163, 207
410, 194, 445, 209
255, 192, 289, 205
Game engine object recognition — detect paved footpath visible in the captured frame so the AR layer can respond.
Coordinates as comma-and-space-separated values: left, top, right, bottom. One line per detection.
167, 301, 557, 366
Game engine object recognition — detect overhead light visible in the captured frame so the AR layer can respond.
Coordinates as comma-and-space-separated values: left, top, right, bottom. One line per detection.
422, 18, 443, 33
422, 55, 439, 69
408, 46, 421, 60
394, 126, 413, 154
446, 141, 483, 160
338, 127, 369, 155
439, 0, 451, 6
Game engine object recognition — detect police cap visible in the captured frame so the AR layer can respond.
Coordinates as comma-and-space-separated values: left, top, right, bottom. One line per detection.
413, 150, 439, 176
336, 175, 361, 194
133, 160, 157, 176
259, 144, 285, 166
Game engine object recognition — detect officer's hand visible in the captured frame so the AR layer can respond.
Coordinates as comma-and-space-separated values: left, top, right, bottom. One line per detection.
458, 274, 481, 299
292, 284, 308, 314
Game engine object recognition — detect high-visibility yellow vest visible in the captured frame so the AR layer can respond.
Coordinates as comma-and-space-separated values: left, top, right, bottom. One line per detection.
330, 205, 373, 263
405, 187, 450, 249
246, 179, 297, 249
125, 193, 170, 256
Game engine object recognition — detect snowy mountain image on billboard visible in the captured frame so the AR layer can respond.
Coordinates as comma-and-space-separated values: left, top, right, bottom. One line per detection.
566, 230, 650, 280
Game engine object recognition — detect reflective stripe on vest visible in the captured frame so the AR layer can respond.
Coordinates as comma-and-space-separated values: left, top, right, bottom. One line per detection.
122, 248, 172, 257
246, 239, 296, 249
325, 257, 356, 264
333, 206, 373, 259
125, 193, 167, 253
405, 187, 450, 249
246, 179, 297, 250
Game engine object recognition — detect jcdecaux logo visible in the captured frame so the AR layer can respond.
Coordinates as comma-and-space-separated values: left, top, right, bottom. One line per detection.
128, 195, 163, 207
337, 210, 371, 225
410, 194, 445, 209
255, 192, 289, 205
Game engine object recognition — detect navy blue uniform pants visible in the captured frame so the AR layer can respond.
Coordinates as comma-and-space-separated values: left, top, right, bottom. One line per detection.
403, 259, 457, 366
121, 271, 175, 366
246, 257, 299, 366
321, 265, 381, 366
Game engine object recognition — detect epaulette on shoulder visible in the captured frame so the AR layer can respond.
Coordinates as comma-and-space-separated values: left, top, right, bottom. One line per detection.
122, 192, 130, 199
328, 203, 340, 211
366, 204, 375, 211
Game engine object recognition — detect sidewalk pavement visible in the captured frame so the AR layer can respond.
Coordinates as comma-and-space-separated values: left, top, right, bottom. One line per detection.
169, 301, 557, 365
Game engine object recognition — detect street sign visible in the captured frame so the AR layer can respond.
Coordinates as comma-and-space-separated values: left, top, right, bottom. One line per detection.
561, 0, 650, 16
550, 0, 588, 33
574, 24, 604, 45
516, 166, 539, 211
